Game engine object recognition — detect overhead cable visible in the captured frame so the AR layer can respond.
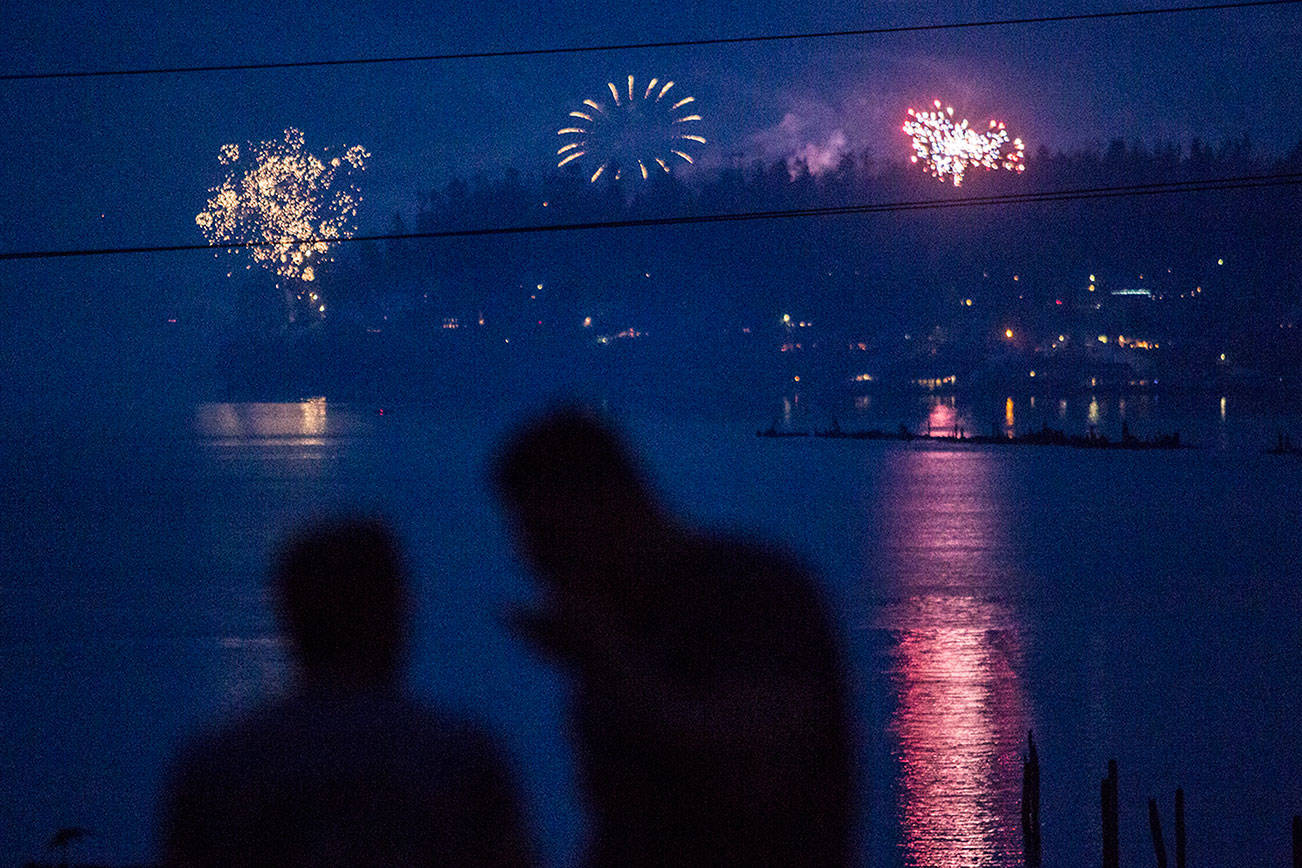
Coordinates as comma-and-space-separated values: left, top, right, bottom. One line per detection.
2, 171, 1299, 263
3, 0, 1299, 82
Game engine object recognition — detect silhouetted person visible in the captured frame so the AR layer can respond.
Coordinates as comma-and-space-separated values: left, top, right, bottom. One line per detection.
160, 517, 533, 867
494, 409, 853, 866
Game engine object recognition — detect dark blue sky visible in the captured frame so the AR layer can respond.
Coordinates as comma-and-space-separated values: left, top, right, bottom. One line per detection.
2, 0, 1299, 249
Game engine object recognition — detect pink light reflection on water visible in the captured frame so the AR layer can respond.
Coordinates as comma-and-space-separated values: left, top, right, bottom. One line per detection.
874, 448, 1031, 867
926, 399, 956, 436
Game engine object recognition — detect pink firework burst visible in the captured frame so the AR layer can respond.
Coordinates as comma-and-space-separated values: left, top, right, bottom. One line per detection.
902, 100, 1025, 186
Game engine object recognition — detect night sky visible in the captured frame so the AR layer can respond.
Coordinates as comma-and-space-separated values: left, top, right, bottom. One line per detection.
1, 0, 1299, 411
2, 7, 1301, 862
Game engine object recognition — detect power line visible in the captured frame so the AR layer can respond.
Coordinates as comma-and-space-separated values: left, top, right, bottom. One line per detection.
3, 0, 1299, 82
2, 172, 1298, 263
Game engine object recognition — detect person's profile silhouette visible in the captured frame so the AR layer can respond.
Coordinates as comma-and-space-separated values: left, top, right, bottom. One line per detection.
160, 517, 533, 867
495, 408, 854, 866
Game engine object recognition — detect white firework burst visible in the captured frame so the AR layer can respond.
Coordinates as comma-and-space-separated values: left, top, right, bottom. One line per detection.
556, 75, 706, 181
196, 128, 368, 308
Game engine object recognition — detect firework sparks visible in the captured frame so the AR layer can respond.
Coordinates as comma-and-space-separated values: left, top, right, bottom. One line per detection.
196, 128, 369, 310
902, 100, 1025, 186
556, 75, 705, 181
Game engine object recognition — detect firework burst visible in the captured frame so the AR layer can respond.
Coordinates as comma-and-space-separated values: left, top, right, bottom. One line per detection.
556, 75, 705, 182
902, 101, 1025, 186
196, 128, 369, 312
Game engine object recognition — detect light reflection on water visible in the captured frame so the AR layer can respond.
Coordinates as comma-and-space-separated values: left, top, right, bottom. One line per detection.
925, 398, 959, 437
192, 399, 353, 469
780, 388, 1293, 452
874, 449, 1029, 867
193, 398, 336, 450
6, 401, 1302, 865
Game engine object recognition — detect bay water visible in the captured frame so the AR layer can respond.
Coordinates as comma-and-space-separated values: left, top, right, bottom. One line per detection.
2, 392, 1300, 865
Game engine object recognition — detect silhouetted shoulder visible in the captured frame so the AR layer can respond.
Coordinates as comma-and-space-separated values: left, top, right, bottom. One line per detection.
162, 690, 532, 866
650, 532, 838, 673
574, 532, 853, 866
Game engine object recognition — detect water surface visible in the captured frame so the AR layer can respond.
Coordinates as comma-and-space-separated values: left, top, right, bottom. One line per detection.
2, 395, 1300, 865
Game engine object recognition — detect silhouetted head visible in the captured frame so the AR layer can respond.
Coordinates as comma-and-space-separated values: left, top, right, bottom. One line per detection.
273, 517, 409, 688
494, 408, 670, 598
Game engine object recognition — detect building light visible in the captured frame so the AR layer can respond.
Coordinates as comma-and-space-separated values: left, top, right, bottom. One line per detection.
1029, 370, 1036, 378
583, 316, 592, 327
1058, 335, 1066, 342
1217, 258, 1224, 266
1098, 335, 1108, 343
1089, 274, 1096, 282
782, 313, 791, 324
1005, 328, 1014, 339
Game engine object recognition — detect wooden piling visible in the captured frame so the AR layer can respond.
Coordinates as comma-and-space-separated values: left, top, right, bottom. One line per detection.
1101, 778, 1110, 868
1174, 788, 1185, 868
1149, 798, 1168, 868
1022, 751, 1033, 865
1292, 814, 1300, 868
1102, 760, 1119, 868
1022, 731, 1042, 867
